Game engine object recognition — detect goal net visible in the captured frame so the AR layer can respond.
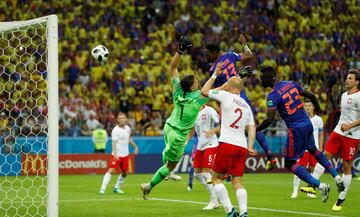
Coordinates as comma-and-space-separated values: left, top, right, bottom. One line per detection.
0, 15, 58, 217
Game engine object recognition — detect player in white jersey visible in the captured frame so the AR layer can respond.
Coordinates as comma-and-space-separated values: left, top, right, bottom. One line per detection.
309, 69, 360, 211
292, 100, 324, 198
99, 112, 139, 194
186, 105, 220, 210
201, 62, 257, 217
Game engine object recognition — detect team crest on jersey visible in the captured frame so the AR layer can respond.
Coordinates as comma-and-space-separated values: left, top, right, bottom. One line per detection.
267, 100, 274, 107
347, 98, 352, 105
201, 114, 207, 120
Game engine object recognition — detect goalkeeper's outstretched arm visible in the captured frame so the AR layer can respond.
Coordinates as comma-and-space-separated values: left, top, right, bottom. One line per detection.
170, 35, 193, 78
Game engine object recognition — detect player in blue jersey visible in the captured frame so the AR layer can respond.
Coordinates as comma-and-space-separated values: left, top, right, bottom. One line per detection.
256, 66, 345, 202
205, 34, 277, 171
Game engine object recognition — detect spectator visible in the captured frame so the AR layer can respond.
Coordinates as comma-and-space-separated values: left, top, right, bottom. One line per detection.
92, 127, 108, 153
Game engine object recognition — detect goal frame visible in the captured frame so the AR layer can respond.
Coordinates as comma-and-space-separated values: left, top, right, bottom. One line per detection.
0, 14, 59, 217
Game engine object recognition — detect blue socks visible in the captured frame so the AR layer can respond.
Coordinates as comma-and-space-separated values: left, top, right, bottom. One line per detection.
188, 166, 194, 188
256, 131, 273, 161
288, 162, 320, 187
311, 150, 338, 178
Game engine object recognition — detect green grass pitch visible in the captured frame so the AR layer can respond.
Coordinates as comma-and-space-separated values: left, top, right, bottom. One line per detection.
1, 173, 358, 216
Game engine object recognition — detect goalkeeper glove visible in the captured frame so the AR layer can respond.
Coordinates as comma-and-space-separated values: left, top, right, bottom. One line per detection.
178, 35, 193, 54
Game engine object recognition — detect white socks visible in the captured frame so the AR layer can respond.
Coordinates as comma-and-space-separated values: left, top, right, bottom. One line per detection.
339, 174, 352, 200
100, 172, 112, 192
114, 174, 125, 189
312, 163, 325, 179
203, 173, 217, 203
318, 183, 327, 190
195, 173, 217, 203
194, 173, 207, 187
236, 188, 247, 215
293, 175, 300, 193
214, 183, 233, 213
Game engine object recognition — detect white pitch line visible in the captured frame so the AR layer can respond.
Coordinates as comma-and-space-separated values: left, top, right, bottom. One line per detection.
0, 197, 344, 217
150, 197, 344, 217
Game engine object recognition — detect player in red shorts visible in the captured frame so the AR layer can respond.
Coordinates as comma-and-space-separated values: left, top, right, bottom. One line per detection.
99, 112, 139, 194
308, 69, 360, 211
186, 104, 220, 210
201, 63, 257, 217
291, 100, 324, 198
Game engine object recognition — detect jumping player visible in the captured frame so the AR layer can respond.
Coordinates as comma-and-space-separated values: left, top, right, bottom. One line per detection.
141, 36, 209, 199
257, 66, 344, 203
205, 34, 276, 171
291, 100, 324, 198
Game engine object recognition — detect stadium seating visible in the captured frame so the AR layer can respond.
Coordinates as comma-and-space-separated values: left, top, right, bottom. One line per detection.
0, 0, 358, 138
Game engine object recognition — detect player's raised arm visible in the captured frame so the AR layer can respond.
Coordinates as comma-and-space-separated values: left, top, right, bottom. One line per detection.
256, 107, 277, 132
201, 62, 224, 97
238, 34, 253, 61
170, 35, 192, 78
300, 90, 321, 114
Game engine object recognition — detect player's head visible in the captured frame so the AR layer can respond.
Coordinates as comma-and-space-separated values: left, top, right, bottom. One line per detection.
304, 100, 315, 116
117, 112, 127, 127
205, 43, 220, 62
227, 76, 243, 94
260, 66, 277, 88
346, 68, 360, 90
180, 74, 198, 92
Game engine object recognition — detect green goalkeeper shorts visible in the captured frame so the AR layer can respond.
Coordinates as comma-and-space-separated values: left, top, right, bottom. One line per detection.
162, 123, 187, 162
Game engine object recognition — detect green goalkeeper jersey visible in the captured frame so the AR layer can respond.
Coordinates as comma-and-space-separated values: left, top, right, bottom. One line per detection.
165, 76, 209, 136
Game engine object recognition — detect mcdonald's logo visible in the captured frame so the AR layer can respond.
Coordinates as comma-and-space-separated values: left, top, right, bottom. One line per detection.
22, 154, 47, 176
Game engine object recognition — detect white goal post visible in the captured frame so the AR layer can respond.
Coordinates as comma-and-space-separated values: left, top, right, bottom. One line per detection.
0, 15, 58, 217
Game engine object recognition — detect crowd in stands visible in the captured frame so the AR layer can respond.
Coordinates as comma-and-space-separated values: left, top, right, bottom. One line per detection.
0, 0, 359, 146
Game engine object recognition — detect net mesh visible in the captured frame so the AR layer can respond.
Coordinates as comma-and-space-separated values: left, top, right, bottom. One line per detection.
0, 20, 49, 217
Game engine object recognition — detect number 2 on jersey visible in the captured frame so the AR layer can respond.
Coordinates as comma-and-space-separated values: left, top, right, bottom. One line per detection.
230, 108, 243, 129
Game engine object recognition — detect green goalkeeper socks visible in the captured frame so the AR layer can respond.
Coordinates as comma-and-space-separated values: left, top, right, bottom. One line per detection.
149, 165, 170, 188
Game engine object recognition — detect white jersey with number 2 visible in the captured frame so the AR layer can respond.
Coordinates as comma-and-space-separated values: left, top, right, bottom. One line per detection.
209, 90, 254, 149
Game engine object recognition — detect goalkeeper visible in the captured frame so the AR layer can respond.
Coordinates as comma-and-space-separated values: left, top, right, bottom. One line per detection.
141, 36, 210, 199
